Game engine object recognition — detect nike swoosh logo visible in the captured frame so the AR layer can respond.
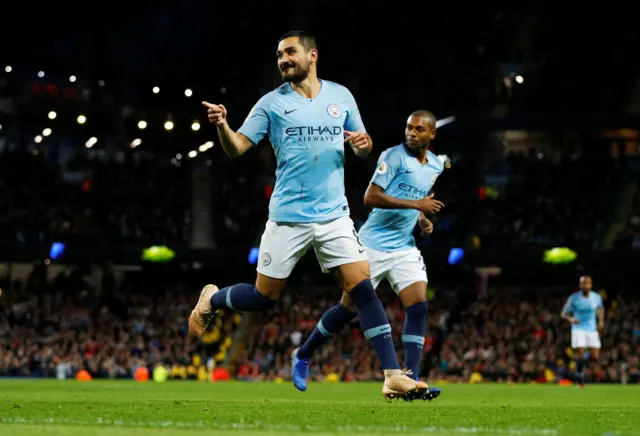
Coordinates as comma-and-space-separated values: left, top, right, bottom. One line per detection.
285, 109, 298, 115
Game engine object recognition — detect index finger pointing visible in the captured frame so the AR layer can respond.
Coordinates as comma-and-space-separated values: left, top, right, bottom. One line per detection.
202, 101, 216, 109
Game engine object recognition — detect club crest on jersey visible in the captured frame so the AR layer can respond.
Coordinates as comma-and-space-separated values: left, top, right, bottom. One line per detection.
377, 162, 388, 175
327, 104, 341, 118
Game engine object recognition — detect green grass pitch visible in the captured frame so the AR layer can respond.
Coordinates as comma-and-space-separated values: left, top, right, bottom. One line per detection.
0, 380, 638, 435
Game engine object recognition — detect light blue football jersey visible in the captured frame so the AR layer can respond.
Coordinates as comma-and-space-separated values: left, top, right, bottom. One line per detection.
237, 80, 366, 223
562, 291, 603, 332
358, 144, 444, 251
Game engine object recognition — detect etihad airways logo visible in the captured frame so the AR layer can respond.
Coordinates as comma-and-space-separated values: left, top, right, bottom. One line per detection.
285, 126, 342, 142
399, 183, 429, 199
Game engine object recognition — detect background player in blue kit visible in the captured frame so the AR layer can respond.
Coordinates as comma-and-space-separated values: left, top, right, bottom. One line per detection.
190, 31, 428, 399
561, 275, 605, 388
291, 111, 446, 399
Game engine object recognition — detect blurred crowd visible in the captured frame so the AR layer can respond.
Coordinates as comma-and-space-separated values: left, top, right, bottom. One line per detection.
236, 286, 640, 385
615, 190, 640, 249
0, 267, 238, 380
473, 149, 619, 249
2, 265, 638, 384
2, 144, 636, 252
0, 151, 190, 247
435, 290, 640, 384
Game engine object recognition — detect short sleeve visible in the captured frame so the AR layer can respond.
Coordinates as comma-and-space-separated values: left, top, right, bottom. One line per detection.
370, 150, 401, 191
343, 89, 366, 133
238, 97, 270, 146
595, 293, 603, 309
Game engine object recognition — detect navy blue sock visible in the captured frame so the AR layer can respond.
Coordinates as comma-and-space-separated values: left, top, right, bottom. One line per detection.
210, 283, 277, 312
576, 358, 585, 382
349, 280, 400, 370
402, 301, 428, 380
297, 304, 357, 360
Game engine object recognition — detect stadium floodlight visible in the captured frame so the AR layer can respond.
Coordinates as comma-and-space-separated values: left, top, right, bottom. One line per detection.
138, 120, 147, 129
176, 153, 182, 160
42, 128, 52, 136
185, 89, 193, 97
515, 75, 524, 84
37, 71, 45, 78
5, 65, 12, 73
191, 121, 200, 131
48, 111, 57, 120
69, 75, 76, 83
131, 138, 142, 148
34, 135, 43, 143
153, 86, 160, 94
188, 150, 197, 158
77, 115, 86, 124
85, 137, 97, 148
164, 121, 174, 131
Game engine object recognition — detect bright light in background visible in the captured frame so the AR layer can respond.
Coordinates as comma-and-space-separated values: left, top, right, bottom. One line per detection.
34, 135, 43, 143
77, 115, 86, 124
138, 120, 147, 129
248, 247, 259, 265
176, 153, 182, 160
435, 116, 456, 128
515, 75, 524, 84
48, 111, 57, 120
184, 89, 193, 97
130, 138, 142, 148
42, 128, 52, 136
37, 71, 45, 78
98, 80, 105, 87
49, 242, 66, 260
69, 75, 76, 83
164, 121, 174, 131
4, 66, 11, 73
448, 247, 465, 265
191, 121, 200, 131
0, 124, 3, 130
198, 141, 214, 153
188, 150, 197, 158
85, 137, 97, 148
152, 86, 160, 94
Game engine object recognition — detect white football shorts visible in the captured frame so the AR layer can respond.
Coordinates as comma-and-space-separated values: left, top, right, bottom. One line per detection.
256, 216, 368, 279
571, 329, 601, 349
367, 246, 428, 294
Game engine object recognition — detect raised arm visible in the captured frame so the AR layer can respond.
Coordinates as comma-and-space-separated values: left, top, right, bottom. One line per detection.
203, 100, 267, 157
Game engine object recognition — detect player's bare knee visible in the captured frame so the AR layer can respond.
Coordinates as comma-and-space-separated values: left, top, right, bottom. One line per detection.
399, 281, 428, 308
336, 261, 371, 292
255, 273, 286, 300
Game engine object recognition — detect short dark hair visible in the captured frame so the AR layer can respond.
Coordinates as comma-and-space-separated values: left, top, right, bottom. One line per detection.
278, 30, 317, 52
410, 110, 437, 127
